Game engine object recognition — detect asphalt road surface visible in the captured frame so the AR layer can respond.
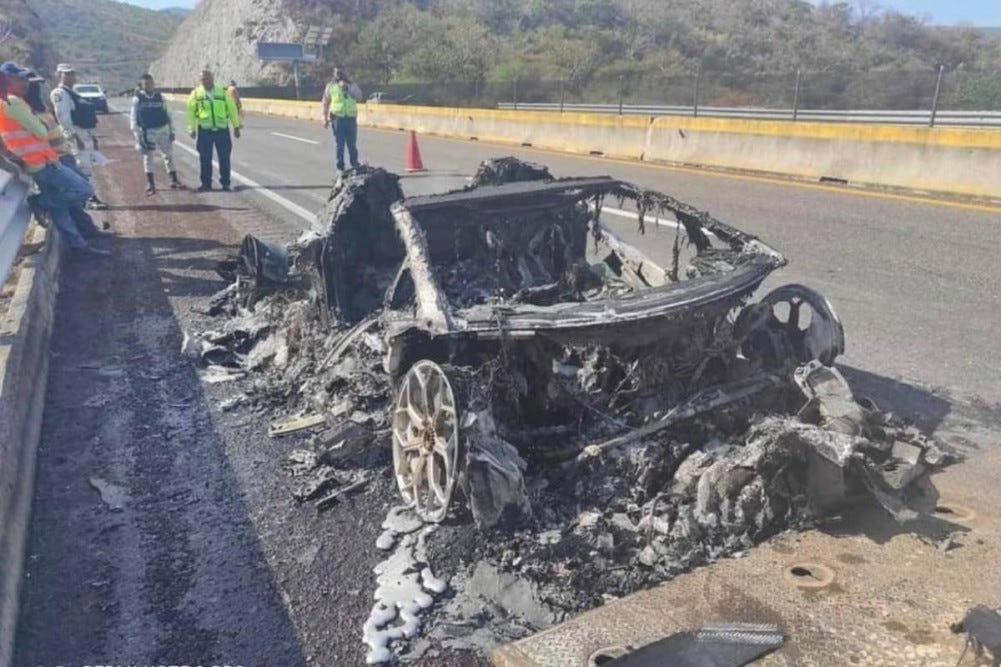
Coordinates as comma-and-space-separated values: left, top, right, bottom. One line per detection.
12, 103, 1000, 667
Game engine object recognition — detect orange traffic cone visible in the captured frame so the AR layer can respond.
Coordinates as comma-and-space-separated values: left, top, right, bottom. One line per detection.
406, 130, 426, 172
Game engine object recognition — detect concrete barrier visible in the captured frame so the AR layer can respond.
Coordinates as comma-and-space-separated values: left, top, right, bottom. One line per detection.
643, 115, 1001, 199
354, 105, 653, 161
165, 93, 1001, 199
0, 223, 61, 667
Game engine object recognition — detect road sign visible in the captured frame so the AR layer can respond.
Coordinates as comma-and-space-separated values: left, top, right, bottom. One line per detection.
257, 42, 305, 62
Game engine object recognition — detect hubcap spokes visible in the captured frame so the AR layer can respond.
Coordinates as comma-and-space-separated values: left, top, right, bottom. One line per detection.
391, 361, 459, 522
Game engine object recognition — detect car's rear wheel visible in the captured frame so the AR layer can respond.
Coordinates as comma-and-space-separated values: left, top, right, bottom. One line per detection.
391, 360, 461, 522
738, 284, 845, 368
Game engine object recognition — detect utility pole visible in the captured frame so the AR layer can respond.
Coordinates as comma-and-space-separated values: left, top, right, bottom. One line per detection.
693, 65, 702, 117
792, 69, 802, 121
929, 64, 945, 128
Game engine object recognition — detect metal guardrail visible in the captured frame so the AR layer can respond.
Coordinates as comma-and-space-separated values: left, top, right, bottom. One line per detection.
496, 103, 1001, 128
0, 169, 32, 288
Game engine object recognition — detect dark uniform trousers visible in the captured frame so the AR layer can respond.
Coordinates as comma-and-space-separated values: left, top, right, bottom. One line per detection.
196, 128, 232, 188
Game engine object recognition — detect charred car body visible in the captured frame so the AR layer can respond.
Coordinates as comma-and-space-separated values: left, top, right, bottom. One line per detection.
228, 158, 944, 531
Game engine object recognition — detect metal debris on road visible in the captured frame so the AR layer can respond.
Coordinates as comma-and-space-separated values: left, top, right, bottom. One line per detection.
89, 477, 127, 512
602, 621, 785, 666
315, 477, 369, 512
268, 413, 327, 437
952, 604, 1001, 667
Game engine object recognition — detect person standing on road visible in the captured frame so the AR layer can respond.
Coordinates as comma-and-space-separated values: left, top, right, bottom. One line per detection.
0, 66, 106, 258
227, 79, 242, 118
321, 67, 363, 174
50, 63, 108, 210
186, 69, 241, 192
132, 74, 182, 195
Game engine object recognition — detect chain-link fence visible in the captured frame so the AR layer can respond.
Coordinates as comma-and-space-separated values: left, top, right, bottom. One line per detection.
164, 67, 1001, 126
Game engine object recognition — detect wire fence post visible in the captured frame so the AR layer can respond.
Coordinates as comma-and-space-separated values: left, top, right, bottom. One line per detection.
513, 78, 518, 111
693, 65, 702, 117
929, 64, 945, 127
792, 69, 802, 121
618, 75, 625, 115
560, 79, 566, 113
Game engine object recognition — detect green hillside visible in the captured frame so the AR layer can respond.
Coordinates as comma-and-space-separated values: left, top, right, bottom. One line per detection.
276, 0, 1001, 83
25, 0, 183, 89
0, 0, 59, 73
253, 0, 1001, 109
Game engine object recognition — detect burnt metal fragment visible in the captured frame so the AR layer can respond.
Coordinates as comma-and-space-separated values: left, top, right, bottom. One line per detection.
952, 605, 1001, 667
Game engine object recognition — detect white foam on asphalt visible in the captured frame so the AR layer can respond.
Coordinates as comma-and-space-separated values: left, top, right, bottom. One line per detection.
363, 507, 447, 664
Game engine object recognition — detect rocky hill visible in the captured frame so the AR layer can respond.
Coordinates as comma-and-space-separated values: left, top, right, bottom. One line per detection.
0, 0, 183, 90
151, 0, 303, 88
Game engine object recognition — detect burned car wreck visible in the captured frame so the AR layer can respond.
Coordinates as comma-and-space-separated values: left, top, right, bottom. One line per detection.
189, 158, 952, 660
230, 158, 940, 524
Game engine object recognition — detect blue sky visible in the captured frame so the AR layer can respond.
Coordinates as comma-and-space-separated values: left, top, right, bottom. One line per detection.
119, 0, 1001, 26
832, 1, 1001, 25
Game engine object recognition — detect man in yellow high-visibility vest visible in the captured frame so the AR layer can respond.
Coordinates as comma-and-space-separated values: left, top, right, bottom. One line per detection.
186, 69, 241, 192
321, 67, 363, 174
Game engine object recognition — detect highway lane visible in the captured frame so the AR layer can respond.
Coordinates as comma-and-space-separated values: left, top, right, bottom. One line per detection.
157, 101, 1001, 400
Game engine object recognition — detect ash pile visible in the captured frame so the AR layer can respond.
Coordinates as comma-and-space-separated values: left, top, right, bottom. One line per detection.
184, 159, 955, 661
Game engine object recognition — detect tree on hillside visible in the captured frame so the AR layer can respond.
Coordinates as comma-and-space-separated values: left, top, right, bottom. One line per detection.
276, 0, 1001, 109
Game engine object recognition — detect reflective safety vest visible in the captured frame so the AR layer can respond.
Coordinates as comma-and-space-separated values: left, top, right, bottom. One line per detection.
187, 84, 240, 132
0, 100, 58, 172
327, 82, 358, 118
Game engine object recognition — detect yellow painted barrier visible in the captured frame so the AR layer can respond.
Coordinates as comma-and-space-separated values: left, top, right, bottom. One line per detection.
165, 94, 1001, 199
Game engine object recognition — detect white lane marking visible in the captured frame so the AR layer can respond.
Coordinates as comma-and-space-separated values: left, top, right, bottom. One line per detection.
598, 205, 721, 242
600, 205, 680, 230
173, 141, 316, 226
270, 132, 320, 145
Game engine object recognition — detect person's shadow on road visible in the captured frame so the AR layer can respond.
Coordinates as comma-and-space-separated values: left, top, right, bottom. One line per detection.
113, 203, 251, 213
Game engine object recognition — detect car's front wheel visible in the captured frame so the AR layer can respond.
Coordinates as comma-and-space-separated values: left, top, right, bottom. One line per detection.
391, 360, 461, 523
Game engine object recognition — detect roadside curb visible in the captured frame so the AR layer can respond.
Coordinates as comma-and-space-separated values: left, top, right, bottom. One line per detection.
0, 222, 61, 667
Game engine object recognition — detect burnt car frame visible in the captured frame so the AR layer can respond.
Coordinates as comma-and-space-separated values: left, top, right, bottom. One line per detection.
246, 162, 845, 523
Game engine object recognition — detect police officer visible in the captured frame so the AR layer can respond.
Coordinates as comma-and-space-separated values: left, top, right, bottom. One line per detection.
186, 69, 241, 192
131, 73, 181, 195
50, 63, 108, 209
